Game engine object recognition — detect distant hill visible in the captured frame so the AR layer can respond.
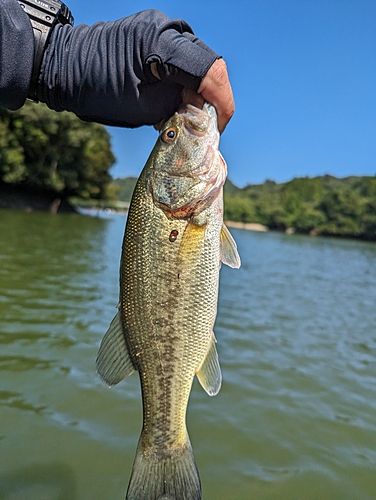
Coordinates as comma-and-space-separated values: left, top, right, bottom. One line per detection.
111, 175, 376, 241
223, 178, 241, 196
112, 177, 242, 202
113, 177, 138, 202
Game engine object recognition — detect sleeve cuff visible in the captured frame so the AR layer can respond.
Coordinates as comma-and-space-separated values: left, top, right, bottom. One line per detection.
143, 14, 219, 90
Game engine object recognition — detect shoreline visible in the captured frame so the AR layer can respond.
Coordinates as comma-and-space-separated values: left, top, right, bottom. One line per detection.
225, 220, 268, 232
0, 184, 76, 214
0, 185, 374, 243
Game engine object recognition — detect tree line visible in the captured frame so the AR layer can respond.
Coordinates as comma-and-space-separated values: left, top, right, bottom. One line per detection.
112, 176, 376, 241
224, 176, 376, 240
1, 102, 374, 240
0, 101, 115, 200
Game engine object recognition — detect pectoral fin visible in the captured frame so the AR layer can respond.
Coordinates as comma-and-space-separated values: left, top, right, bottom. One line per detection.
96, 310, 136, 386
220, 224, 241, 268
196, 334, 222, 396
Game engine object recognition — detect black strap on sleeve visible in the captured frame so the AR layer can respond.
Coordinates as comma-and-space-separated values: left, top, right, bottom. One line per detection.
16, 0, 73, 100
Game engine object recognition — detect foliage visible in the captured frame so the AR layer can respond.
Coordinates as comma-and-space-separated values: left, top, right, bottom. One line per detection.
223, 195, 256, 223
226, 175, 376, 240
112, 175, 376, 240
112, 177, 138, 202
0, 101, 115, 199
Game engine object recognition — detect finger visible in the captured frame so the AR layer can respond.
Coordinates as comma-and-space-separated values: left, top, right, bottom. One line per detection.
198, 59, 235, 133
150, 62, 161, 80
181, 88, 205, 109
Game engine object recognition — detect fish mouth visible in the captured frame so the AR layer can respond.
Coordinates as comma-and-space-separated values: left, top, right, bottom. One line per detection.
178, 103, 219, 141
178, 104, 209, 138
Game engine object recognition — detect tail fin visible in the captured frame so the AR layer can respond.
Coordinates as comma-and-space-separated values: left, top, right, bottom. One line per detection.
126, 436, 201, 500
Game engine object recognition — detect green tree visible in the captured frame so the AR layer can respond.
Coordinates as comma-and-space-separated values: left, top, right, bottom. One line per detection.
0, 101, 115, 199
224, 175, 376, 240
224, 195, 256, 222
0, 119, 25, 183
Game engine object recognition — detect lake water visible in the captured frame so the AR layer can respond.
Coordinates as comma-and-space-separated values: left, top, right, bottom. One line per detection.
0, 209, 375, 500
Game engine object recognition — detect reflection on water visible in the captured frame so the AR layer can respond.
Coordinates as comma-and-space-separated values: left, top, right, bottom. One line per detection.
0, 463, 77, 500
0, 209, 375, 500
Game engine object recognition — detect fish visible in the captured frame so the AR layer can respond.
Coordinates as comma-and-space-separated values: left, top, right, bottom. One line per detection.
96, 103, 241, 500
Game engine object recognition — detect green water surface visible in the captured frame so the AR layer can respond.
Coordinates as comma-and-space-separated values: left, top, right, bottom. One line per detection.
0, 210, 375, 500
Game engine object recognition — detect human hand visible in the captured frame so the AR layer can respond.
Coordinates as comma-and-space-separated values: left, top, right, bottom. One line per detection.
182, 59, 234, 133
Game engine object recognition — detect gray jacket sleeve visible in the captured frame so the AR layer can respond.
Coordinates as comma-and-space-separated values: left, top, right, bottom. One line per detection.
0, 3, 218, 127
37, 9, 218, 127
0, 0, 34, 110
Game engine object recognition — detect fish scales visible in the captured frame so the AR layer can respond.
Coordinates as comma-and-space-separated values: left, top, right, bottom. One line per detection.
121, 168, 220, 451
96, 103, 240, 499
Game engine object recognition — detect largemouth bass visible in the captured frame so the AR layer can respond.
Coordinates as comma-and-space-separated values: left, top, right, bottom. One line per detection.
97, 103, 240, 500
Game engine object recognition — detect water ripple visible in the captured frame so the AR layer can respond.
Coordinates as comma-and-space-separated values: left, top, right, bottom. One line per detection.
1, 212, 376, 499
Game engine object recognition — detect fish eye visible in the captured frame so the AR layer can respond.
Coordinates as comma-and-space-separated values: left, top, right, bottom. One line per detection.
161, 127, 177, 144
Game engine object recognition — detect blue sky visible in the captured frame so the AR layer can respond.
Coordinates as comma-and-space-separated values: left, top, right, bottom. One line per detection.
72, 0, 376, 186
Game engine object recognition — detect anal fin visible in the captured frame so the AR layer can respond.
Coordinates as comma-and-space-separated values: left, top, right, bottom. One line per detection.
96, 310, 136, 386
196, 333, 222, 396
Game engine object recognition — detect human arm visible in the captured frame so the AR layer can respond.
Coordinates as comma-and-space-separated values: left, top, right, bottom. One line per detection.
0, 4, 234, 130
